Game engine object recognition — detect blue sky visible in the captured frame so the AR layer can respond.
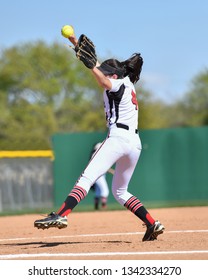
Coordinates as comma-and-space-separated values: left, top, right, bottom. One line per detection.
1, 0, 207, 103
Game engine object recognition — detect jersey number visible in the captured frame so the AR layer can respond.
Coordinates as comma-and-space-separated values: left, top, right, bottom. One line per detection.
131, 90, 138, 110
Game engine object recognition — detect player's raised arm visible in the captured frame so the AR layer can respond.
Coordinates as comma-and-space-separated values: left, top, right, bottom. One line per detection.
91, 67, 112, 90
61, 25, 110, 89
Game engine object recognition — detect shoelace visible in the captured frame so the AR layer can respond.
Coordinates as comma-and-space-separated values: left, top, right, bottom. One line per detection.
39, 212, 56, 218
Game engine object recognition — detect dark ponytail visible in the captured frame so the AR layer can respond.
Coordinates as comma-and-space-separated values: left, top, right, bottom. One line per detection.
121, 53, 143, 84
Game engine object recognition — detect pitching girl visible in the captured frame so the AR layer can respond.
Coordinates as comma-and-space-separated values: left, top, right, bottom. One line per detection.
34, 34, 164, 241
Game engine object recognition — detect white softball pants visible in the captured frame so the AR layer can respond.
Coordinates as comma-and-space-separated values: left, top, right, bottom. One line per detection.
75, 126, 142, 206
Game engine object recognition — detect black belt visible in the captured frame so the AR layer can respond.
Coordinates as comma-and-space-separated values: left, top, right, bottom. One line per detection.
116, 123, 138, 134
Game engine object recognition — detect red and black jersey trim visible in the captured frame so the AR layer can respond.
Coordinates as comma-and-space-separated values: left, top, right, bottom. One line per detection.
106, 83, 125, 123
124, 196, 143, 213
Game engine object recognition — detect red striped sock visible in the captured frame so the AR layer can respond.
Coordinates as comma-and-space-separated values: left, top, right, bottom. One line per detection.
124, 196, 155, 226
57, 186, 87, 217
124, 196, 143, 213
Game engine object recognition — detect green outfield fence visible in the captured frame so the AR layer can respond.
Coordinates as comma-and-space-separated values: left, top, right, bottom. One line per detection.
52, 126, 208, 209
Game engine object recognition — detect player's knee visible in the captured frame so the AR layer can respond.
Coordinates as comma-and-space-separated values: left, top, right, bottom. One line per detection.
112, 187, 126, 203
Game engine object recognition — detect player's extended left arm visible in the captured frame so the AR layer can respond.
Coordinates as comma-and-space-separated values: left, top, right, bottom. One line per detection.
91, 67, 112, 90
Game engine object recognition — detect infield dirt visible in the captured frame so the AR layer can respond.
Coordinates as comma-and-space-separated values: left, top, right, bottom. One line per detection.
0, 206, 208, 260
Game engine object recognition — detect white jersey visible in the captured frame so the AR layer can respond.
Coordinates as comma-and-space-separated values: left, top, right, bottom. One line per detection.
103, 76, 138, 131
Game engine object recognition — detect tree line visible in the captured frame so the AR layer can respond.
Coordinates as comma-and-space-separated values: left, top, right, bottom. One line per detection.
0, 41, 207, 150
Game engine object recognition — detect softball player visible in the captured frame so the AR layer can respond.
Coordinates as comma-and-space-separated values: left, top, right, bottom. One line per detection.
34, 52, 165, 241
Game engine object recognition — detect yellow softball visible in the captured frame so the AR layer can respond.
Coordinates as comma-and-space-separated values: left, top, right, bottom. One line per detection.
61, 25, 74, 38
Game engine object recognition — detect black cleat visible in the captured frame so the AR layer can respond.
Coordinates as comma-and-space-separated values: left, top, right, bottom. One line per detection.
34, 212, 68, 230
142, 220, 165, 241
